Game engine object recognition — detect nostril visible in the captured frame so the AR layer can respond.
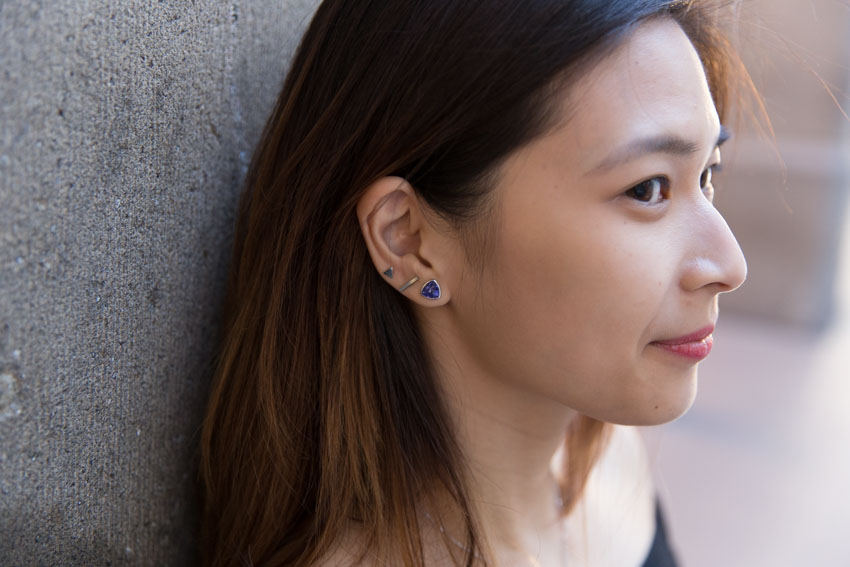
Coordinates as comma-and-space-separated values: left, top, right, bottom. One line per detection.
717, 281, 737, 294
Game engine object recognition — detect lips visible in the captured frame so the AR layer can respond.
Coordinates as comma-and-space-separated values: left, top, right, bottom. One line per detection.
650, 325, 715, 361
653, 325, 715, 345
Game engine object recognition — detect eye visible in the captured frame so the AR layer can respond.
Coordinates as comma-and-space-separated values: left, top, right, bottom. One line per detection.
625, 177, 668, 205
700, 165, 718, 189
700, 163, 722, 201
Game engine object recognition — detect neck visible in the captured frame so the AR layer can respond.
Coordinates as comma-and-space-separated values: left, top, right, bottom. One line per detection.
449, 383, 576, 552
418, 308, 578, 560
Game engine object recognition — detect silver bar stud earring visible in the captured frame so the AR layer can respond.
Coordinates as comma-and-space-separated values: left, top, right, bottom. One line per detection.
397, 275, 420, 292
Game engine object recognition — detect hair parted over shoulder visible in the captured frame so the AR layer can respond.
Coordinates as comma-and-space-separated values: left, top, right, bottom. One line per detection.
199, 1, 755, 565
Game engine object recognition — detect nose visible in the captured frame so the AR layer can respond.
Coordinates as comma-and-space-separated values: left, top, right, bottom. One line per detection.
679, 198, 748, 294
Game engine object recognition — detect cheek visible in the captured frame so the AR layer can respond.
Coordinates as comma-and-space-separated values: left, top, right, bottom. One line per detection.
509, 215, 667, 344
471, 210, 673, 401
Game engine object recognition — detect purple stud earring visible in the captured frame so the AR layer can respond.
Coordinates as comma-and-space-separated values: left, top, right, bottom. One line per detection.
420, 279, 441, 300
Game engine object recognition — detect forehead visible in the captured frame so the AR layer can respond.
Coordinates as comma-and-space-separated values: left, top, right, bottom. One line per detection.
558, 17, 719, 154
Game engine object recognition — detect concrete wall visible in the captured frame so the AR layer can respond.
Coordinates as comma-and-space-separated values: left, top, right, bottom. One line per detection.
0, 1, 318, 564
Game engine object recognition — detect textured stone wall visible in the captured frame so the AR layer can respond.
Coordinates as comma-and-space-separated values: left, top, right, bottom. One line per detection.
0, 1, 318, 564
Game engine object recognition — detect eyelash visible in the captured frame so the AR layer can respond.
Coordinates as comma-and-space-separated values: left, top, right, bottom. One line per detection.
624, 164, 722, 205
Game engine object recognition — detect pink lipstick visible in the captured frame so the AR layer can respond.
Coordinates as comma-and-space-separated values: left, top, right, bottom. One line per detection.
650, 325, 714, 361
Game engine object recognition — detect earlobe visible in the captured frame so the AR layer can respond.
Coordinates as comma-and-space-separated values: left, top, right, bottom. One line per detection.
396, 275, 443, 301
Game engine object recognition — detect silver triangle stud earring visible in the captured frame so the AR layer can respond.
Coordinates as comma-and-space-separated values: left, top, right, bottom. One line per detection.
383, 266, 394, 278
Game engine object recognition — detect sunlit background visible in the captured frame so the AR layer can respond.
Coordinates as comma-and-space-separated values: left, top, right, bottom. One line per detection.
640, 1, 850, 565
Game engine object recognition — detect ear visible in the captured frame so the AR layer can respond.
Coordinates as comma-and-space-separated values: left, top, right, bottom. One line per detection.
356, 176, 451, 305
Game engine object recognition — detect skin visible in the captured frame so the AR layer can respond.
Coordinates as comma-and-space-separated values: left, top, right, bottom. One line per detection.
356, 17, 747, 567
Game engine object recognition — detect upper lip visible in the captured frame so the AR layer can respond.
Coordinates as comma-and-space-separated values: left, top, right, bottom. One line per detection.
652, 324, 715, 345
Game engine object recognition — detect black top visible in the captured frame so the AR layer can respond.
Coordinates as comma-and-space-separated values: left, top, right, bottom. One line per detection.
641, 499, 679, 567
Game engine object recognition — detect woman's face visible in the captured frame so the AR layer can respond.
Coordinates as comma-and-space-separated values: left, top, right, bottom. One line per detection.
449, 17, 747, 426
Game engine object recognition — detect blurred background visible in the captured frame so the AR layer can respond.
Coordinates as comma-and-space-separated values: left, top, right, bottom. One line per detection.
640, 1, 850, 565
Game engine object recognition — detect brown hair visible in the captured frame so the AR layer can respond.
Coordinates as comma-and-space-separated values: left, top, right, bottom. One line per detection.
199, 1, 751, 565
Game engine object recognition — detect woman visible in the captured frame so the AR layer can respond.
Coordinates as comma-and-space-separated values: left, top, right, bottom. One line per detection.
200, 1, 752, 565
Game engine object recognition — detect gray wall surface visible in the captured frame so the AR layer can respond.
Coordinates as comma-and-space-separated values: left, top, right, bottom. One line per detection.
0, 1, 319, 564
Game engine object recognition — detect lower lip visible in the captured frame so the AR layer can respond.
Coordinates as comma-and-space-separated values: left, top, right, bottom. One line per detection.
650, 334, 714, 361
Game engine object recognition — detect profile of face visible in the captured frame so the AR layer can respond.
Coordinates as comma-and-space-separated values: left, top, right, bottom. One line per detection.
361, 17, 747, 427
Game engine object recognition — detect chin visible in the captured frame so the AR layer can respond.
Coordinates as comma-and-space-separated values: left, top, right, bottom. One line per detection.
634, 369, 700, 426
634, 398, 696, 426
586, 367, 700, 426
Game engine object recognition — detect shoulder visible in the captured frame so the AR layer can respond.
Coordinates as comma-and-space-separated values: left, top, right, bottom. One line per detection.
599, 423, 654, 484
564, 424, 657, 567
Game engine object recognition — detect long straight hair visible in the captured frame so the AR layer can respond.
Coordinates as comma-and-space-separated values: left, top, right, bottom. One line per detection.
200, 1, 749, 565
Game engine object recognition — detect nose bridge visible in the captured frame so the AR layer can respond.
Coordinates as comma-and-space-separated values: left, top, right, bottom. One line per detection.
681, 197, 748, 293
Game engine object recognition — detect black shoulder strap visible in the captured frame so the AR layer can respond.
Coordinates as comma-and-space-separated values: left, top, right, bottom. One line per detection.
641, 499, 680, 567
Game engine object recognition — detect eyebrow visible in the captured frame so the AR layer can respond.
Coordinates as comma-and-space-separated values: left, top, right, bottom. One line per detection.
587, 125, 731, 175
